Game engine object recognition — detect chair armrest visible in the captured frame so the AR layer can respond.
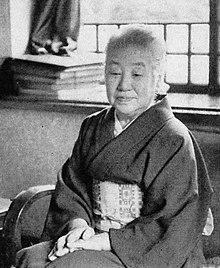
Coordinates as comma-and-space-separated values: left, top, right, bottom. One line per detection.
3, 184, 55, 267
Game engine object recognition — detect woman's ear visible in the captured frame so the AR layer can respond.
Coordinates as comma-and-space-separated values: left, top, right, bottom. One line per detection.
155, 73, 163, 92
154, 73, 164, 93
155, 67, 169, 95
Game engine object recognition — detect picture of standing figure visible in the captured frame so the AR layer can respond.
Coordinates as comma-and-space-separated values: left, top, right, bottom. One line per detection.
28, 0, 80, 55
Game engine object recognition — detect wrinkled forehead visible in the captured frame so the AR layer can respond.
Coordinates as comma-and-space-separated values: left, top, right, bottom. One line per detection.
105, 45, 152, 64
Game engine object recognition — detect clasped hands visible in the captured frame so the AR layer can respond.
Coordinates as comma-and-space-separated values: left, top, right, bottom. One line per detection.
48, 218, 110, 261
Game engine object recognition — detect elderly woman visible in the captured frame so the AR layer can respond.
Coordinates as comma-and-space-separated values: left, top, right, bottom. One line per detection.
15, 25, 213, 268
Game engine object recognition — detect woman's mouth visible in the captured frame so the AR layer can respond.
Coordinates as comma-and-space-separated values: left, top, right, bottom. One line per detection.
116, 96, 134, 103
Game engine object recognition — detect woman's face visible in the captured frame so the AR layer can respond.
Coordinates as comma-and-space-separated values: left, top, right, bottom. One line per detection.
105, 45, 159, 121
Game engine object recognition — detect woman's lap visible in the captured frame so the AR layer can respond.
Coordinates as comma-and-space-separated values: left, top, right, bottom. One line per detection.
47, 250, 125, 268
16, 241, 125, 268
16, 241, 53, 268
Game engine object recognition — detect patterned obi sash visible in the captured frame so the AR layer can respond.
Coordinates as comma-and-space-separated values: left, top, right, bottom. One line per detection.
92, 179, 143, 232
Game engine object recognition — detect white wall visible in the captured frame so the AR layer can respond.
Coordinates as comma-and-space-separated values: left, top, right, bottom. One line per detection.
0, 0, 32, 61
10, 0, 32, 56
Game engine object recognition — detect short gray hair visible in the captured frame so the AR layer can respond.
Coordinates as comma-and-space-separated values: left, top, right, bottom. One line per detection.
106, 24, 166, 70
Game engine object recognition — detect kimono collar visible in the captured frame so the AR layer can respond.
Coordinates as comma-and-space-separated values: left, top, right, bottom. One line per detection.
114, 111, 136, 137
86, 96, 175, 181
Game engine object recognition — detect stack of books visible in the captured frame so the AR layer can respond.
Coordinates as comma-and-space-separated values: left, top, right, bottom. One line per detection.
11, 53, 105, 99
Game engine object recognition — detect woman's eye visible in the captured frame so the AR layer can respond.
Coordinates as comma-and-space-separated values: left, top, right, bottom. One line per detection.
110, 72, 121, 76
133, 73, 143, 77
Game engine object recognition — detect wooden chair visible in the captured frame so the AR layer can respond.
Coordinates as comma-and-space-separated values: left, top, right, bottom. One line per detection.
2, 126, 220, 268
3, 185, 55, 268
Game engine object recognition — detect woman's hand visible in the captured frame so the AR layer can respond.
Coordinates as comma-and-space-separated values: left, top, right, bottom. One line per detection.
48, 219, 95, 261
68, 232, 111, 252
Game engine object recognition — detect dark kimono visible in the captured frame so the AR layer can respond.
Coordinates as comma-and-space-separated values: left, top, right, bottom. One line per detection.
16, 97, 213, 268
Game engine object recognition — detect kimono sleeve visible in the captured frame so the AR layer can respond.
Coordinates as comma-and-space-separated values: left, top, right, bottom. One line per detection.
109, 132, 212, 268
41, 118, 94, 241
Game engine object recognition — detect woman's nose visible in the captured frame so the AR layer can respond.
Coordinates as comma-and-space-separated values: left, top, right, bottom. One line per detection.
118, 74, 132, 91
